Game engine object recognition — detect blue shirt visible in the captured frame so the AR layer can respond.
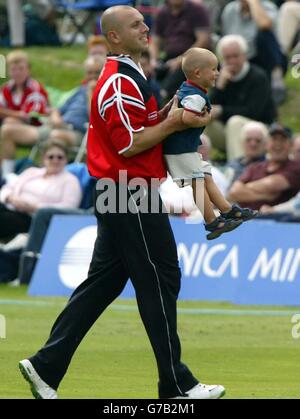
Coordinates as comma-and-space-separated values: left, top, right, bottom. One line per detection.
163, 81, 211, 155
59, 85, 89, 133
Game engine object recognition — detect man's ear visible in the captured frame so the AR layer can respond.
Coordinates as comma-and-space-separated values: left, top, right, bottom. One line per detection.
107, 30, 120, 45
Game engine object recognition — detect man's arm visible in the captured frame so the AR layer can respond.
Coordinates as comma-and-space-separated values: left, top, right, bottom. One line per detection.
123, 99, 210, 158
0, 107, 29, 121
122, 98, 184, 158
228, 174, 290, 203
247, 0, 275, 30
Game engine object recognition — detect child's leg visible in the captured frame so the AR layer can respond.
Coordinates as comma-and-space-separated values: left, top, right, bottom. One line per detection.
192, 178, 218, 224
204, 174, 232, 213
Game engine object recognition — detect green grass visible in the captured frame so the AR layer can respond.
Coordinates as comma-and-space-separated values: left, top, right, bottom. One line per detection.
0, 46, 87, 90
0, 286, 300, 399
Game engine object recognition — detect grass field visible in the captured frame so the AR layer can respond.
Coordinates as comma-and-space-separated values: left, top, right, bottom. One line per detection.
0, 285, 300, 399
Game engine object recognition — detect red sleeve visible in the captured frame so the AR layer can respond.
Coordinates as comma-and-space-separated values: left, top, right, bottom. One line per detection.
281, 163, 300, 190
98, 75, 147, 154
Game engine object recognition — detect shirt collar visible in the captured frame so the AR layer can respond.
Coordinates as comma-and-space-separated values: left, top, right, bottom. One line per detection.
186, 80, 208, 94
107, 54, 146, 79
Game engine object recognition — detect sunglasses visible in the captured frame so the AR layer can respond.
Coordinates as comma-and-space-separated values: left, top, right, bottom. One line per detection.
45, 154, 66, 161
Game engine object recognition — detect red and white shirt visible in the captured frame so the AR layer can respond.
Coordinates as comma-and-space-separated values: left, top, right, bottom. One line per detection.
0, 78, 49, 115
87, 55, 166, 182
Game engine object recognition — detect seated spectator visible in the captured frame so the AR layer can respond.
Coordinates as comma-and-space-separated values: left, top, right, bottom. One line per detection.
140, 50, 162, 108
0, 55, 105, 178
150, 0, 211, 101
228, 123, 300, 210
207, 35, 276, 160
278, 0, 300, 54
221, 0, 287, 105
227, 121, 267, 183
0, 141, 82, 240
292, 134, 300, 162
87, 34, 109, 57
0, 50, 49, 124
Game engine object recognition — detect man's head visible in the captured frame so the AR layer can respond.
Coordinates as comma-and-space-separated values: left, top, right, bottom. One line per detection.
182, 48, 219, 89
217, 35, 248, 76
6, 50, 30, 85
84, 55, 106, 82
241, 121, 268, 160
101, 6, 149, 58
267, 123, 293, 163
292, 135, 300, 162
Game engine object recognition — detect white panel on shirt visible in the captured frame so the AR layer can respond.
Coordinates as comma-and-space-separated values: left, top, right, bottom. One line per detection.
181, 95, 206, 114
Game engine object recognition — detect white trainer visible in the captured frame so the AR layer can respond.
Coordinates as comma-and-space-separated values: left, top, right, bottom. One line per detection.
19, 359, 58, 399
172, 383, 226, 399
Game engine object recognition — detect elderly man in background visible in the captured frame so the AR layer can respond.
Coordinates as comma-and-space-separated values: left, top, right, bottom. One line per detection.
221, 0, 287, 105
207, 34, 275, 161
228, 124, 300, 210
227, 121, 267, 183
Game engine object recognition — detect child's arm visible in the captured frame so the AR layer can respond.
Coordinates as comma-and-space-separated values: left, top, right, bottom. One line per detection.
181, 94, 211, 128
182, 108, 211, 128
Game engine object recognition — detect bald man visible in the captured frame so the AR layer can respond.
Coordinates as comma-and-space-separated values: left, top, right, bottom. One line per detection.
19, 7, 225, 400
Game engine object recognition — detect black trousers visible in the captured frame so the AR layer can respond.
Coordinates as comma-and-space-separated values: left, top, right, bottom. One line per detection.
0, 203, 32, 239
30, 183, 198, 398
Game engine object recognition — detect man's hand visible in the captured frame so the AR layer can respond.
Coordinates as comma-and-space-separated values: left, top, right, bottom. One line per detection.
182, 108, 211, 128
158, 98, 174, 121
216, 66, 234, 90
164, 96, 186, 132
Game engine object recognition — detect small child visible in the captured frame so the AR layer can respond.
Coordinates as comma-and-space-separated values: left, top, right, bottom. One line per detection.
164, 48, 257, 240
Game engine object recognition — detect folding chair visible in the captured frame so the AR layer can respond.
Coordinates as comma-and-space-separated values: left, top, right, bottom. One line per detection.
52, 0, 135, 44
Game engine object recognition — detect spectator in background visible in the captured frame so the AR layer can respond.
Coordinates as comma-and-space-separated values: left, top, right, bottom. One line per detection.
0, 50, 49, 124
228, 124, 300, 210
87, 34, 109, 57
221, 0, 287, 105
227, 121, 267, 183
0, 55, 105, 178
0, 141, 82, 240
150, 0, 211, 101
207, 35, 275, 160
278, 0, 300, 54
140, 50, 162, 108
292, 134, 300, 162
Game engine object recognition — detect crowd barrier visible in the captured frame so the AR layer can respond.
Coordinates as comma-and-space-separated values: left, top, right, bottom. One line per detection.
29, 216, 300, 306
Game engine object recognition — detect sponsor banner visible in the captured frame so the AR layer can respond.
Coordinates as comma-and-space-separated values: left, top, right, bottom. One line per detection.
29, 216, 300, 305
